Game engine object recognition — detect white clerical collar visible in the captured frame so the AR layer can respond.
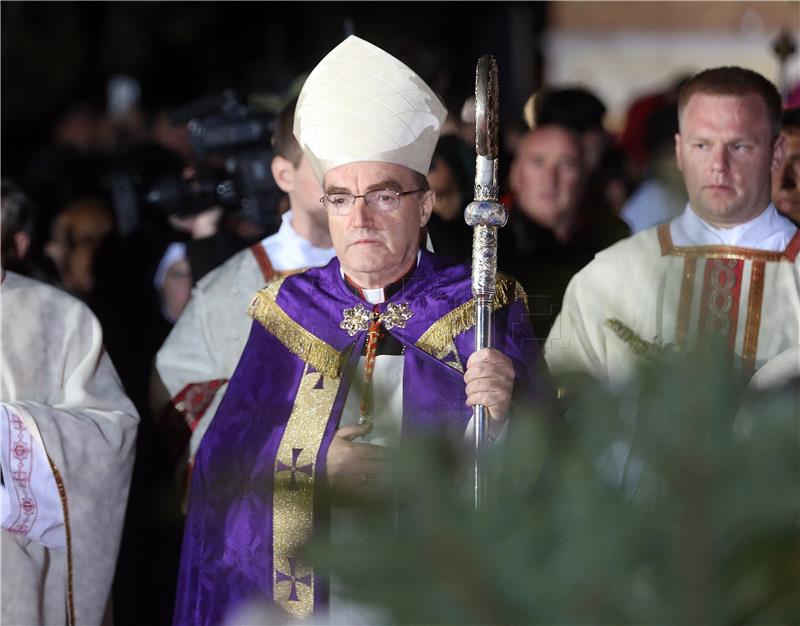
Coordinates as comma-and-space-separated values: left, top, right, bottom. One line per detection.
277, 210, 311, 247
670, 203, 797, 251
340, 251, 422, 304
359, 287, 386, 305
261, 209, 336, 271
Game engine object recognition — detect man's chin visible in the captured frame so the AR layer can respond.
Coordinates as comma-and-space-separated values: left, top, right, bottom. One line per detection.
692, 200, 751, 226
341, 253, 390, 274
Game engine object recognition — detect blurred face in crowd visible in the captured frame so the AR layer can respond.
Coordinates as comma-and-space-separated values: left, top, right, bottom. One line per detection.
45, 201, 113, 294
676, 93, 785, 227
771, 127, 800, 224
0, 228, 29, 271
427, 156, 463, 221
323, 161, 434, 287
55, 105, 97, 151
510, 126, 584, 230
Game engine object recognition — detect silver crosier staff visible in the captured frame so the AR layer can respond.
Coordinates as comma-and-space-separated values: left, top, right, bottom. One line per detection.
464, 55, 507, 509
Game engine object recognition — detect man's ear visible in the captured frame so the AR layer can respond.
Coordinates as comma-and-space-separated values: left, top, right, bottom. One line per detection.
271, 155, 295, 193
771, 133, 787, 173
674, 133, 683, 171
419, 189, 435, 227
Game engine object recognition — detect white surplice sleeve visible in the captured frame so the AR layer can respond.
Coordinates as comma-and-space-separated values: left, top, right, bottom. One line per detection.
0, 404, 65, 548
1, 272, 139, 626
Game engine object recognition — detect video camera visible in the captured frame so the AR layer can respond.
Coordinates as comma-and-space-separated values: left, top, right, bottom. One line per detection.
113, 90, 283, 234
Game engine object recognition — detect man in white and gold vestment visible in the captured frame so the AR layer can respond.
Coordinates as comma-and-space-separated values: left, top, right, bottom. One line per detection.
546, 67, 799, 385
1, 181, 139, 625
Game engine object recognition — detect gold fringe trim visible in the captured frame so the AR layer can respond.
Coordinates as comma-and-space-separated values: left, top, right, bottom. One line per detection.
49, 460, 75, 626
416, 275, 524, 359
248, 280, 346, 379
260, 275, 288, 301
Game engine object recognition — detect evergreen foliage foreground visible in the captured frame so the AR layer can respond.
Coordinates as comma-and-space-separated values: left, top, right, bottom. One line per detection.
311, 348, 799, 625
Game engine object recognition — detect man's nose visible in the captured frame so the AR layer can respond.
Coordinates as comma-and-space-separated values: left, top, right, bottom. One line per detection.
539, 164, 558, 190
350, 196, 374, 227
710, 144, 729, 173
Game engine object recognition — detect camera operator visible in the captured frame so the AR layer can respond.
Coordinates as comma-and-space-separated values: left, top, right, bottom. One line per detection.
163, 163, 277, 284
112, 89, 291, 327
152, 97, 334, 491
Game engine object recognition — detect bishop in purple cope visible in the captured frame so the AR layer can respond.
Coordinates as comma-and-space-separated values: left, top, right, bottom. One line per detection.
173, 35, 553, 626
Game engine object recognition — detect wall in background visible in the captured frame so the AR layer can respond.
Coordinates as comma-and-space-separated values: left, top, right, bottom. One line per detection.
544, 1, 799, 129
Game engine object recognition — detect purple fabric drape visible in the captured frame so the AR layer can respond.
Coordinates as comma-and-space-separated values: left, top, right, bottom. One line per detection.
173, 251, 550, 626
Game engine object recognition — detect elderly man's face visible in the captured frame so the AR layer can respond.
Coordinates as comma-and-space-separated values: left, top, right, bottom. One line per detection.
510, 127, 583, 229
323, 161, 434, 287
772, 128, 800, 224
676, 93, 785, 227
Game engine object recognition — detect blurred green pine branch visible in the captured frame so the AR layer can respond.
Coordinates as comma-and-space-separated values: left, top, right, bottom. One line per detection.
311, 346, 800, 625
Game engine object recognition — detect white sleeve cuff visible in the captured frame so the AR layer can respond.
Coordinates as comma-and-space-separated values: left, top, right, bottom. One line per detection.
0, 405, 66, 549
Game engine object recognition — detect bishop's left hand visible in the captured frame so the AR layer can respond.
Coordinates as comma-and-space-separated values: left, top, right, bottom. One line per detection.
464, 347, 515, 432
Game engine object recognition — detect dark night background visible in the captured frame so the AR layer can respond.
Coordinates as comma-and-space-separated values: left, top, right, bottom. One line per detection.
1, 2, 546, 182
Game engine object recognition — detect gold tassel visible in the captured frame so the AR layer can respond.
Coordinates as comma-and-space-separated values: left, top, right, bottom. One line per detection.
604, 317, 678, 363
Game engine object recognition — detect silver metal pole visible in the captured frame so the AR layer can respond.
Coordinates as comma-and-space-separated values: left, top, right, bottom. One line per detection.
465, 56, 507, 509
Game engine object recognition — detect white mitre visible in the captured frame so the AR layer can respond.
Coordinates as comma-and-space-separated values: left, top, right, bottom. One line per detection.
294, 35, 448, 183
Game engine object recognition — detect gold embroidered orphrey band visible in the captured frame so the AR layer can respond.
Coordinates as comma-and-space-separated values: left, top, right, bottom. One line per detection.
672, 253, 766, 374
675, 255, 699, 349
742, 260, 765, 373
246, 277, 342, 616
272, 362, 341, 619
415, 275, 526, 364
611, 255, 767, 374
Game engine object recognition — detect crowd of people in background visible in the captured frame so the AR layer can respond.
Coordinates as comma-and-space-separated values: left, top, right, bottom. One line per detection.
2, 50, 799, 624
6, 75, 800, 353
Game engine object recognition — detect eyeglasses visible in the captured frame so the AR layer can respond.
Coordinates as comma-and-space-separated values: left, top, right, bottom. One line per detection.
319, 188, 426, 215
